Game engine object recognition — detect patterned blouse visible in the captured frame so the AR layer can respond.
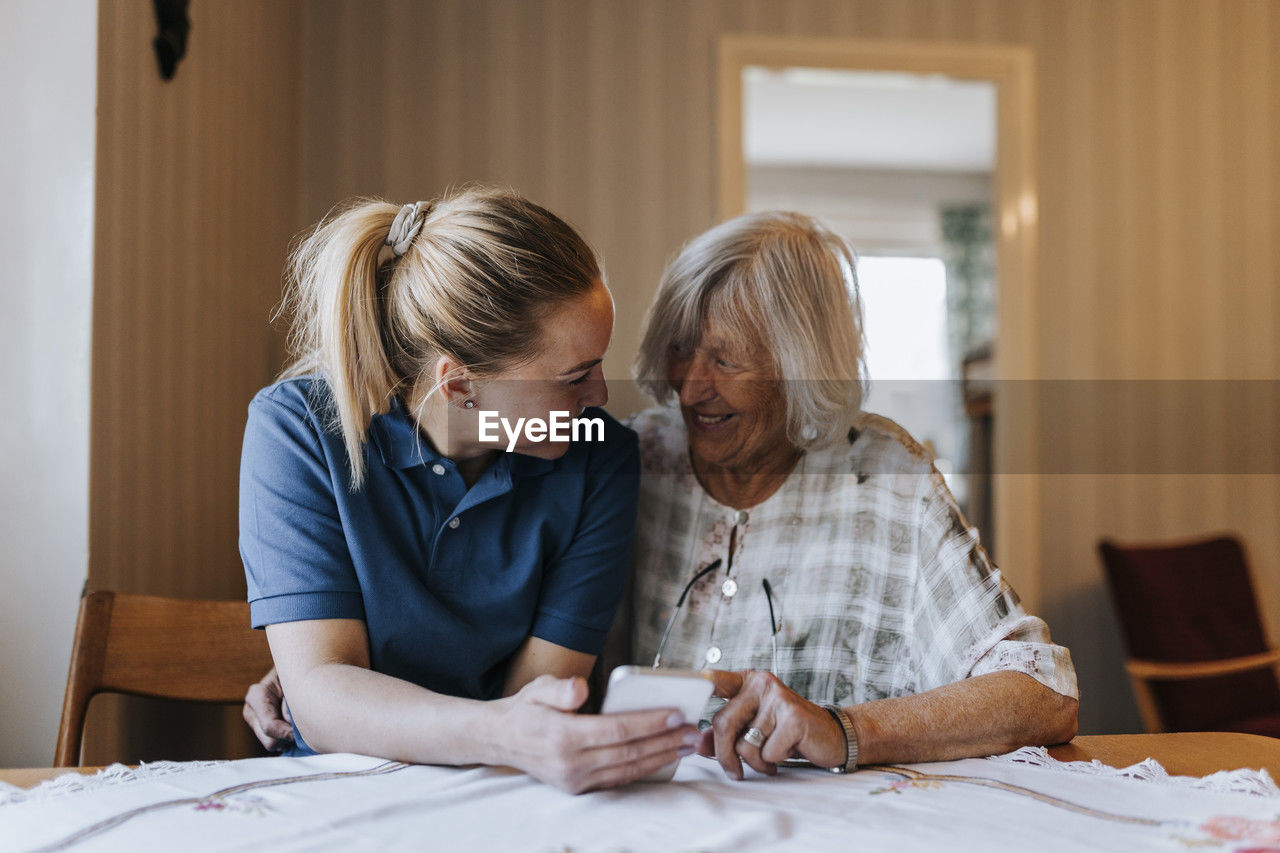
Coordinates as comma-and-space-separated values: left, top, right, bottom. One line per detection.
627, 406, 1077, 706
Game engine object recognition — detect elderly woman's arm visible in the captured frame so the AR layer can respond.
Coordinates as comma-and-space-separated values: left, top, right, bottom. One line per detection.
842, 671, 1077, 763
703, 668, 1077, 778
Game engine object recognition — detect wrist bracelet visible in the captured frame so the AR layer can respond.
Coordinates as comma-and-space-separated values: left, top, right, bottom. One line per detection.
821, 704, 859, 774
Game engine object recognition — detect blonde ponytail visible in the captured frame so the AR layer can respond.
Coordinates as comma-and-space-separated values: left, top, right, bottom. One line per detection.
280, 199, 400, 483
279, 187, 601, 487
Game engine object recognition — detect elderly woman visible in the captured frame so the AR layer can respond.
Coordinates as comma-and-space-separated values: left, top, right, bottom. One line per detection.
623, 210, 1077, 779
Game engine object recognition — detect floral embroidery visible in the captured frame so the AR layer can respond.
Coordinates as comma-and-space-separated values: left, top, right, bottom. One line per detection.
865, 767, 1280, 850
1198, 814, 1280, 845
870, 779, 944, 795
194, 794, 270, 817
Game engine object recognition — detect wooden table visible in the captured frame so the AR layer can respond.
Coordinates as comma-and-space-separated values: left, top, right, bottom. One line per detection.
4, 733, 1277, 790
1048, 732, 1280, 780
1, 766, 103, 789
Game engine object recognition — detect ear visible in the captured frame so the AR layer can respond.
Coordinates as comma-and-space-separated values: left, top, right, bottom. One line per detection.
432, 354, 475, 409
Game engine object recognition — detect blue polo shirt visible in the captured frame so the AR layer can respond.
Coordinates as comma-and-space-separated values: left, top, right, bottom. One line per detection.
239, 377, 639, 753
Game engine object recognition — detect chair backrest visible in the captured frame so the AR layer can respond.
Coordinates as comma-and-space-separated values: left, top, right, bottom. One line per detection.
1098, 535, 1280, 731
55, 591, 274, 766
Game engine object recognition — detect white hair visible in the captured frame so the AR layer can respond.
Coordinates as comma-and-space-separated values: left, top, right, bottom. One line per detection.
633, 211, 866, 451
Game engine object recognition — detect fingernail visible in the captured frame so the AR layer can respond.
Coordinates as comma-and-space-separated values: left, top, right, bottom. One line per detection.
683, 731, 701, 747
666, 711, 685, 728
677, 745, 696, 757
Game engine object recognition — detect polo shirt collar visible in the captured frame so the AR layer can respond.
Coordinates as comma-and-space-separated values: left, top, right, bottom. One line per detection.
370, 398, 443, 469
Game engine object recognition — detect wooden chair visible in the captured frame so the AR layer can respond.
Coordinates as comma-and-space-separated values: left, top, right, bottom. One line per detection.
55, 591, 275, 766
1099, 535, 1280, 736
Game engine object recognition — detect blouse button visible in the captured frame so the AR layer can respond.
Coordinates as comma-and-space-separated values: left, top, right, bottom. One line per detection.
432, 464, 446, 476
705, 646, 722, 664
721, 578, 738, 598
448, 517, 461, 529
734, 509, 749, 526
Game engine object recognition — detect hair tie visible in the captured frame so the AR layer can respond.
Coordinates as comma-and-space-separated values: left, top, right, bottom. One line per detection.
386, 201, 431, 257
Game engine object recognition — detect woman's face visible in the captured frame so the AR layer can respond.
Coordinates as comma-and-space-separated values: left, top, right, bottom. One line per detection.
666, 320, 791, 473
473, 279, 614, 459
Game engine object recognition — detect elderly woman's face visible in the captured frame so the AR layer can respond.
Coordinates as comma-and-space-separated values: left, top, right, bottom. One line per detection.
667, 322, 791, 473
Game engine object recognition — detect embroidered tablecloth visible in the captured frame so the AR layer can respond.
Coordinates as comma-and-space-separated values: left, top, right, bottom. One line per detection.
2, 750, 1277, 852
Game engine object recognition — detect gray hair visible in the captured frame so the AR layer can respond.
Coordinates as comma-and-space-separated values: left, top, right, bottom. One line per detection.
633, 211, 866, 451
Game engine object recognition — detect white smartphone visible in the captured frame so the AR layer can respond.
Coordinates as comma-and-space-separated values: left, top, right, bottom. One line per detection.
600, 666, 714, 782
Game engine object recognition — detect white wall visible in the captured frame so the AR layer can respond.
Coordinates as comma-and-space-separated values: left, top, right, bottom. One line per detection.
0, 0, 97, 766
748, 165, 991, 256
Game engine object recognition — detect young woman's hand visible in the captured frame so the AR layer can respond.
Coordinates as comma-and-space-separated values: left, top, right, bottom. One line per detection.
243, 667, 295, 752
494, 674, 700, 794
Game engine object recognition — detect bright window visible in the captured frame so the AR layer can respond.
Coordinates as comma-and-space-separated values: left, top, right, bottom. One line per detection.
857, 255, 965, 497
857, 256, 950, 381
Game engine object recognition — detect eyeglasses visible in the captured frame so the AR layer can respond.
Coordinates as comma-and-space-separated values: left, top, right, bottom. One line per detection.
652, 558, 783, 675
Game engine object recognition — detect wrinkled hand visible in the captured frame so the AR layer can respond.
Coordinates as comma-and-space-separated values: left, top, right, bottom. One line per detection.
699, 670, 845, 779
496, 675, 701, 794
243, 667, 295, 752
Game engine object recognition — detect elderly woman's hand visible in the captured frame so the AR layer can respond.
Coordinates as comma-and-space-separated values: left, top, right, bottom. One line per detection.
243, 667, 295, 753
700, 670, 846, 779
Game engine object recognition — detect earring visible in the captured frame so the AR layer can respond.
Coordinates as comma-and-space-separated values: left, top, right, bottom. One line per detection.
463, 399, 476, 409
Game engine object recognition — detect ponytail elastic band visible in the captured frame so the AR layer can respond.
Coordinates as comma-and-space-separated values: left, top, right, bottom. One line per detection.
386, 201, 431, 257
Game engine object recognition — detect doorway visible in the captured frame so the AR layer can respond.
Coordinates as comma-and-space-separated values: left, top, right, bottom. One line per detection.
717, 36, 1042, 608
744, 64, 994, 539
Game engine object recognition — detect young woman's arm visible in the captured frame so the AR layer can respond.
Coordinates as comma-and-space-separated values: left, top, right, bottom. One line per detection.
267, 618, 698, 793
243, 636, 600, 751
503, 636, 595, 696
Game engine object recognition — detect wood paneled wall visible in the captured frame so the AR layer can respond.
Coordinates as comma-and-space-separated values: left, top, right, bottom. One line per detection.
299, 0, 1280, 735
93, 0, 302, 598
88, 0, 304, 761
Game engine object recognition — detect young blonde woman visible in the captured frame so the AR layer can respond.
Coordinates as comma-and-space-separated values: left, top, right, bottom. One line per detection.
239, 188, 697, 794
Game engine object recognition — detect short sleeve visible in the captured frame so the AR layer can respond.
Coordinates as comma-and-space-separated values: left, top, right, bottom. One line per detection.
969, 615, 1079, 699
910, 471, 1077, 698
529, 419, 640, 655
239, 391, 366, 628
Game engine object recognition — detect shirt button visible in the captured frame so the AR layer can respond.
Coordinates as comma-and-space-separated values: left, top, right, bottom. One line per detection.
705, 646, 722, 664
448, 517, 461, 529
734, 509, 749, 526
431, 464, 446, 476
721, 578, 738, 598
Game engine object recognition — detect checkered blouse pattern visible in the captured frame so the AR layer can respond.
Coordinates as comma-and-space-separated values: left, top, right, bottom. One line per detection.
628, 406, 1077, 707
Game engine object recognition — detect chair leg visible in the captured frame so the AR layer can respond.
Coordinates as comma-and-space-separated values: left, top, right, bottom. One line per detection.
1128, 674, 1165, 734
54, 592, 113, 766
53, 694, 90, 768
